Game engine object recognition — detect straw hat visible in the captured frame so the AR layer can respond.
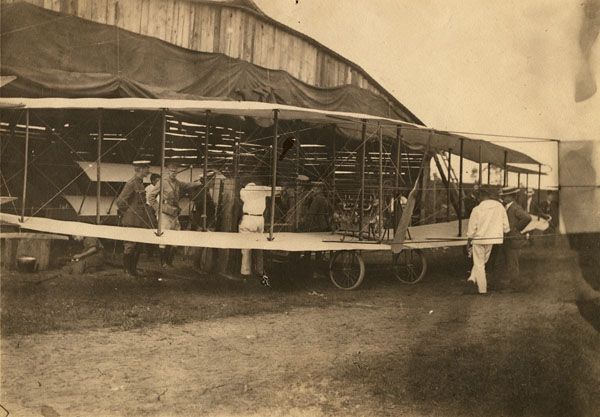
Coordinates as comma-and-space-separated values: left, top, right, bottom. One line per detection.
499, 186, 519, 196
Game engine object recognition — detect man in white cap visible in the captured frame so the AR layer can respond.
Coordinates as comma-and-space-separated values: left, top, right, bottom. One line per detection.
499, 186, 533, 290
116, 160, 155, 276
465, 186, 510, 294
238, 180, 282, 287
147, 161, 203, 268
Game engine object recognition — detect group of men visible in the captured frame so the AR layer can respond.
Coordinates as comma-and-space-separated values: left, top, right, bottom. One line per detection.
112, 160, 205, 276
109, 160, 330, 286
466, 186, 533, 295
69, 159, 534, 294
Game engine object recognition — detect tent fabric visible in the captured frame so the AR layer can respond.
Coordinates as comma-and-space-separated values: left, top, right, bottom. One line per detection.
0, 3, 540, 166
0, 3, 416, 122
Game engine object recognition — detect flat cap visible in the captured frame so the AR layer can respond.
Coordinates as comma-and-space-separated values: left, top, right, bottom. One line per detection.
132, 160, 151, 167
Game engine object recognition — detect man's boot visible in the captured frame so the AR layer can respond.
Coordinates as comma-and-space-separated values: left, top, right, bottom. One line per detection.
133, 250, 143, 276
159, 248, 167, 268
166, 246, 175, 267
123, 253, 132, 275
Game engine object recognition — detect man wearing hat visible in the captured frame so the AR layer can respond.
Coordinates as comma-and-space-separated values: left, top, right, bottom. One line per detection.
302, 181, 332, 278
147, 161, 204, 268
116, 160, 156, 276
305, 181, 331, 233
499, 186, 532, 290
236, 180, 283, 287
465, 186, 510, 294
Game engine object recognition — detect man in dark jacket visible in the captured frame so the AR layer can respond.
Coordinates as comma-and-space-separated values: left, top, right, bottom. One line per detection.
305, 182, 331, 232
302, 182, 331, 278
116, 160, 155, 276
499, 186, 532, 290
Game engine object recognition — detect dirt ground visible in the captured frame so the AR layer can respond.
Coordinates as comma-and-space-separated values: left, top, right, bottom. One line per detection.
1, 243, 599, 417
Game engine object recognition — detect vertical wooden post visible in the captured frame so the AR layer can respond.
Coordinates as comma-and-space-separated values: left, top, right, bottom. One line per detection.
487, 162, 491, 185
157, 109, 166, 236
233, 136, 240, 193
331, 130, 336, 233
188, 164, 194, 219
526, 173, 529, 190
394, 126, 402, 227
537, 164, 542, 220
432, 178, 437, 223
458, 138, 464, 236
294, 132, 300, 231
446, 149, 452, 222
377, 125, 383, 241
96, 110, 103, 224
503, 150, 508, 186
420, 134, 431, 224
20, 109, 30, 222
358, 121, 367, 240
478, 144, 482, 186
268, 110, 279, 241
202, 110, 210, 231
517, 172, 521, 189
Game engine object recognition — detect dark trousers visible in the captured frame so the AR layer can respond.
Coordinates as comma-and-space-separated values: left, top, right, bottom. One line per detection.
501, 244, 529, 288
123, 241, 139, 255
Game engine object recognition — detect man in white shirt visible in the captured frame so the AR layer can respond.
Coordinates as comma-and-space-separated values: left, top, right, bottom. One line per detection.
238, 181, 282, 287
145, 173, 161, 206
466, 187, 510, 294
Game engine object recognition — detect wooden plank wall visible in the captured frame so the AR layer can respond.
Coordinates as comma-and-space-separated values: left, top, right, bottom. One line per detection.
6, 0, 384, 97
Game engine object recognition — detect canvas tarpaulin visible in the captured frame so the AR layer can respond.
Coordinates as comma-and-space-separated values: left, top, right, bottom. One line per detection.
0, 3, 539, 166
0, 3, 417, 122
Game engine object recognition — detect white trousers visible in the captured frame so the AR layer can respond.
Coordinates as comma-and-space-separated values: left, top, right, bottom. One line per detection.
239, 214, 264, 276
468, 244, 493, 293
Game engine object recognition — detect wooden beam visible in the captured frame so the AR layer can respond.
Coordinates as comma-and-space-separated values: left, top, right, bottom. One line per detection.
458, 138, 464, 236
202, 110, 211, 231
503, 150, 508, 186
478, 144, 482, 186
394, 126, 402, 228
268, 109, 279, 241
447, 149, 452, 221
96, 110, 103, 225
378, 124, 383, 241
358, 120, 367, 240
157, 110, 166, 236
20, 109, 30, 222
537, 164, 542, 220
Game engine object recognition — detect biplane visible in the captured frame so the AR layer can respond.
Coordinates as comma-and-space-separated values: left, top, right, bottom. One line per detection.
0, 98, 547, 289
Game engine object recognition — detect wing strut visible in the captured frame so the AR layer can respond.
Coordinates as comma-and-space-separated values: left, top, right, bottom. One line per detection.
157, 110, 166, 236
96, 110, 103, 225
20, 109, 30, 222
268, 109, 279, 241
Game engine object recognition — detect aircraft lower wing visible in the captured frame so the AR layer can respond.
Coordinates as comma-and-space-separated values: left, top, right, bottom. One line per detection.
0, 213, 387, 252
3, 213, 543, 252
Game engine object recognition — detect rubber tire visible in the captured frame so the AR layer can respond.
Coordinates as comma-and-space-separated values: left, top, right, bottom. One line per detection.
393, 249, 427, 284
329, 251, 365, 290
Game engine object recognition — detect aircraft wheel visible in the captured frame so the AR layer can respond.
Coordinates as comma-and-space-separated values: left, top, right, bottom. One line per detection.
329, 251, 365, 290
393, 249, 427, 284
